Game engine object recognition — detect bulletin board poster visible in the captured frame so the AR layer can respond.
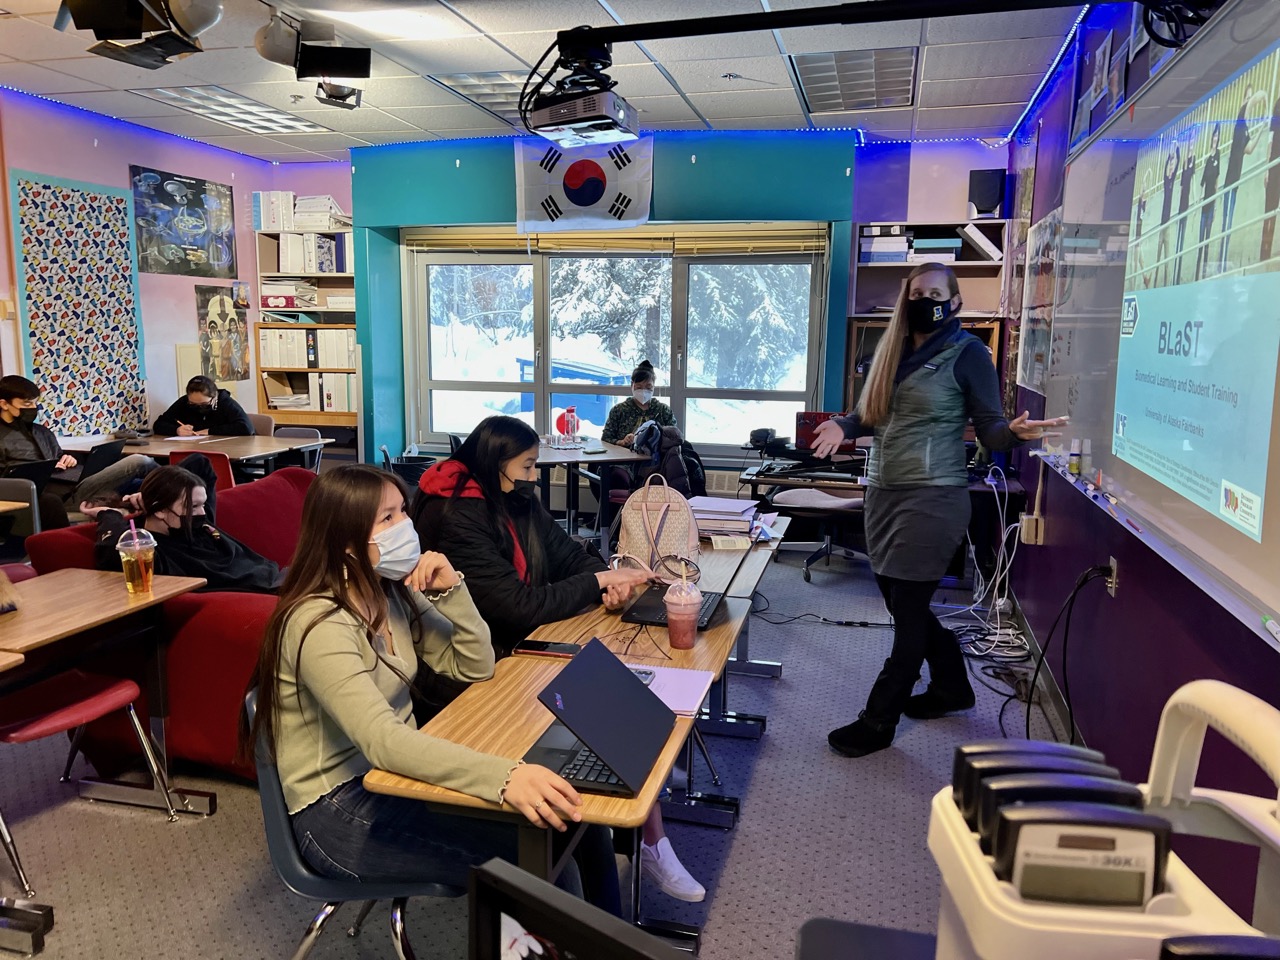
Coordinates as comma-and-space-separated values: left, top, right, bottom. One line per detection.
8, 171, 148, 433
130, 165, 237, 279
195, 284, 249, 381
1114, 44, 1280, 542
1006, 127, 1039, 323
1017, 207, 1063, 396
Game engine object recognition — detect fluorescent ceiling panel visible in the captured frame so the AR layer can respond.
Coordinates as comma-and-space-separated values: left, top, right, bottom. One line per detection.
429, 70, 526, 123
133, 85, 333, 135
793, 47, 916, 112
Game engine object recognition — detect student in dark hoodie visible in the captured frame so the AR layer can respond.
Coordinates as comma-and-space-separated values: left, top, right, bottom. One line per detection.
153, 375, 253, 437
412, 414, 705, 903
80, 454, 283, 593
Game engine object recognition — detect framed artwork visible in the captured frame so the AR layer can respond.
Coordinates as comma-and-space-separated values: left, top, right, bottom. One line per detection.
1070, 92, 1092, 149
130, 165, 237, 279
1017, 206, 1063, 396
1108, 42, 1129, 116
195, 284, 249, 381
1091, 32, 1113, 107
1130, 2, 1151, 60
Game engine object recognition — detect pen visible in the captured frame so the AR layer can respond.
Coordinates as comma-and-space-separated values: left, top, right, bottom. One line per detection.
1108, 504, 1118, 519
1126, 517, 1142, 534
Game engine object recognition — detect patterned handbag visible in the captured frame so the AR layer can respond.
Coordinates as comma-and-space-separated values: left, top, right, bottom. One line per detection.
615, 474, 700, 569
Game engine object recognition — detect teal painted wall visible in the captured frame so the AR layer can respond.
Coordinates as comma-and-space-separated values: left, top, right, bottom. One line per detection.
351, 131, 857, 459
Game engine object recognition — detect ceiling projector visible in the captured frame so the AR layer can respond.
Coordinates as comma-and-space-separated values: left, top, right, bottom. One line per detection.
529, 88, 638, 149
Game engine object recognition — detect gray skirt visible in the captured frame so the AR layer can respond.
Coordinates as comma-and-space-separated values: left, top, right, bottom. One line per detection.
864, 485, 971, 581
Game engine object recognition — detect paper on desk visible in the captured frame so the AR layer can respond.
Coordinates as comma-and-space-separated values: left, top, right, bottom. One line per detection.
639, 666, 715, 715
160, 435, 205, 441
752, 512, 779, 541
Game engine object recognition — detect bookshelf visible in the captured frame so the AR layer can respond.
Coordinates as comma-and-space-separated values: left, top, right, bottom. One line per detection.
255, 225, 358, 427
846, 219, 1009, 412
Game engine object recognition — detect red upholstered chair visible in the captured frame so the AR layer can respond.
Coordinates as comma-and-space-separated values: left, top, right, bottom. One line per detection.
0, 670, 177, 897
168, 449, 236, 492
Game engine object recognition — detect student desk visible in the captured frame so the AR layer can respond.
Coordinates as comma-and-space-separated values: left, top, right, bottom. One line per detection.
0, 651, 23, 673
535, 441, 649, 532
62, 434, 332, 475
363, 655, 693, 929
0, 568, 214, 815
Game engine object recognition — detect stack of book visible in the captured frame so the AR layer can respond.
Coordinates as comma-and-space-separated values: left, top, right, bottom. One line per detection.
258, 327, 355, 368
910, 237, 963, 263
252, 191, 295, 230
271, 233, 354, 274
261, 279, 318, 309
860, 225, 910, 263
293, 195, 352, 231
688, 496, 758, 536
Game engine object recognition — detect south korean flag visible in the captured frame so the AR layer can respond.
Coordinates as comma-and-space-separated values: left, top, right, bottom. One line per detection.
515, 137, 654, 234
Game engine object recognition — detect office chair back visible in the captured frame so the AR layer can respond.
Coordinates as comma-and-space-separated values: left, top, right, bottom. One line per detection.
448, 434, 464, 455
77, 439, 127, 482
0, 478, 40, 542
168, 450, 236, 492
247, 413, 275, 437
274, 427, 323, 473
1, 460, 56, 495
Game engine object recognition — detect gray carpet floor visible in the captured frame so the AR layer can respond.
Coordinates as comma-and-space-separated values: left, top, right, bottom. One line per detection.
0, 554, 1055, 959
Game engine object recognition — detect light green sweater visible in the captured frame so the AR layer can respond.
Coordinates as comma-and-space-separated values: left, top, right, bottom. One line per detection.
275, 581, 514, 815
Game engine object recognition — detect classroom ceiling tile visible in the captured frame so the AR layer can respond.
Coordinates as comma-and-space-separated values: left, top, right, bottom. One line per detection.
811, 107, 914, 132
914, 103, 1023, 131
0, 15, 100, 59
261, 131, 372, 151
642, 32, 781, 65
660, 56, 792, 95
132, 112, 255, 138
794, 46, 916, 112
714, 114, 810, 130
368, 52, 418, 79
345, 75, 466, 110
0, 2, 62, 13
379, 36, 525, 76
445, 0, 616, 36
921, 37, 1062, 81
282, 1, 480, 44
44, 89, 189, 118
32, 53, 204, 89
925, 7, 1084, 44
380, 103, 511, 130
598, 63, 677, 99
429, 125, 518, 138
352, 130, 438, 145
219, 80, 322, 111
200, 133, 298, 153
630, 95, 702, 123
687, 88, 804, 119
639, 119, 709, 130
918, 74, 1041, 109
0, 60, 107, 93
175, 47, 297, 85
257, 151, 328, 162
767, 0, 924, 55
490, 31, 649, 68
607, 0, 758, 23
289, 106, 419, 133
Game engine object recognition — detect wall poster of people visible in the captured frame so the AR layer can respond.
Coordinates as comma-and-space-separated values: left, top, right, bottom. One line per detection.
130, 165, 237, 278
196, 284, 249, 381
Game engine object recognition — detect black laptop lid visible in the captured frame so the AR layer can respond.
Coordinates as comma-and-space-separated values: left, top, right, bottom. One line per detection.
536, 638, 676, 793
2, 459, 56, 492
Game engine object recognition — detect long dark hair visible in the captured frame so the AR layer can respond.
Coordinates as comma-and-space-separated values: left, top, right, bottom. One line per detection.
447, 415, 547, 584
241, 464, 419, 764
139, 465, 204, 538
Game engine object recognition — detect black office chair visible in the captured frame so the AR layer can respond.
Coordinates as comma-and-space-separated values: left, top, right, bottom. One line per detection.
0, 477, 41, 563
244, 690, 463, 960
447, 434, 464, 455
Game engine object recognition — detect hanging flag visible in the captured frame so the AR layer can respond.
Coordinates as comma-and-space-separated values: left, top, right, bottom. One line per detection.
514, 137, 654, 234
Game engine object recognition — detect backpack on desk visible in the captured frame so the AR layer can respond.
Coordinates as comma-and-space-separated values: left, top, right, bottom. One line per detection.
616, 474, 700, 568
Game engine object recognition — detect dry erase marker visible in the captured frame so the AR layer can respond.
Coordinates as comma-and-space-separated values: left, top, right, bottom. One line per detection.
1126, 518, 1143, 534
1263, 616, 1280, 643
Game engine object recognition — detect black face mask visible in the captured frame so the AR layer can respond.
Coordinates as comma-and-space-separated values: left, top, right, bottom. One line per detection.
507, 479, 538, 501
14, 407, 37, 425
906, 296, 954, 335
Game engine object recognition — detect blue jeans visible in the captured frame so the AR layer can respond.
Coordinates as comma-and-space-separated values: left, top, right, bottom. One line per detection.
291, 779, 621, 915
1220, 185, 1239, 264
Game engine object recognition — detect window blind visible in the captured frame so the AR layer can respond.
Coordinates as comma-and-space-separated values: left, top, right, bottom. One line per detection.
402, 222, 829, 256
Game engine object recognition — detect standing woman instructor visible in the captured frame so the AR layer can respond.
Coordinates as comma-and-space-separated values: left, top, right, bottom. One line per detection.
811, 262, 1065, 758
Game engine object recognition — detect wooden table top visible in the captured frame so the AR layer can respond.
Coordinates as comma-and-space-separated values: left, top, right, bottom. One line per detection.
0, 500, 28, 515
725, 515, 790, 599
364, 656, 692, 829
0, 569, 207, 654
61, 434, 333, 461
536, 441, 649, 468
0, 651, 24, 673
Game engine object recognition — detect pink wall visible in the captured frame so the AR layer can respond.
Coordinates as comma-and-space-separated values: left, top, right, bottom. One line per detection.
0, 89, 350, 423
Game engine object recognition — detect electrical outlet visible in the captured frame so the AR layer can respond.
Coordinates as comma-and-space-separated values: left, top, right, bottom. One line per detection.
1107, 556, 1119, 597
1019, 512, 1044, 545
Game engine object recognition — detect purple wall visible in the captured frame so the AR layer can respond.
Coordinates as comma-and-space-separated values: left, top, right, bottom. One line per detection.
1008, 5, 1280, 919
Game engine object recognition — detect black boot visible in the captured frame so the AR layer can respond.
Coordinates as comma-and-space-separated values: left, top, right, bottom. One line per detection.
827, 712, 895, 758
903, 685, 976, 720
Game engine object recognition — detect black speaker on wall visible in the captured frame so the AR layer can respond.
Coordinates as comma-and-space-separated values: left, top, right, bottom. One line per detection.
968, 169, 1006, 219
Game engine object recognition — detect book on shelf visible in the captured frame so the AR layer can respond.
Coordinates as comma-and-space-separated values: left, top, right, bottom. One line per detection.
860, 224, 905, 236
860, 251, 909, 263
258, 326, 354, 368
956, 222, 1003, 261
912, 238, 963, 251
252, 191, 295, 231
907, 252, 957, 263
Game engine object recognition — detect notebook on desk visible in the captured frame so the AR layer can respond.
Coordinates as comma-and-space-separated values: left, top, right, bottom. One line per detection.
524, 638, 676, 798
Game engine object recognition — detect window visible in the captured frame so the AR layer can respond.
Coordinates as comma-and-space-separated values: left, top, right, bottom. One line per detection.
406, 243, 824, 456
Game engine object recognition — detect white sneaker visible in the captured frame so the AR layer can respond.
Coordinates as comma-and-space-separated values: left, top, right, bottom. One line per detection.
640, 837, 706, 902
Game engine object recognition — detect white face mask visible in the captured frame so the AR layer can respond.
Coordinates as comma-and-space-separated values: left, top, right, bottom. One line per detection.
368, 517, 421, 580
633, 388, 654, 404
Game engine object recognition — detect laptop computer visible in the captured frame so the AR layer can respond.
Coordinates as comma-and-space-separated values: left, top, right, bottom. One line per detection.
621, 585, 724, 630
795, 411, 857, 453
1, 459, 57, 494
52, 438, 127, 486
523, 638, 675, 797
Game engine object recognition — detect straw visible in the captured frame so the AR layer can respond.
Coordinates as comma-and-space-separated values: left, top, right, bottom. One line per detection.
129, 517, 138, 543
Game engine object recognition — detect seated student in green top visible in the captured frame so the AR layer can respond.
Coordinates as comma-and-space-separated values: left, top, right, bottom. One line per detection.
80, 454, 283, 593
153, 375, 253, 437
600, 360, 676, 447
0, 374, 157, 530
415, 416, 706, 903
242, 464, 620, 911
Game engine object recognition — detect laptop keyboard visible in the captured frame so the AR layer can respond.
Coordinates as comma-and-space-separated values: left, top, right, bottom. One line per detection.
560, 745, 623, 787
646, 592, 721, 626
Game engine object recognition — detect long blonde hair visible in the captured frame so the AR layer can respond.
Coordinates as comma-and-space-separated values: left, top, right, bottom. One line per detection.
856, 262, 961, 427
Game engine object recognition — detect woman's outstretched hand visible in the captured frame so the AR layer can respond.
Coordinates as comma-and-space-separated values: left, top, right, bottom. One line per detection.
1010, 411, 1069, 441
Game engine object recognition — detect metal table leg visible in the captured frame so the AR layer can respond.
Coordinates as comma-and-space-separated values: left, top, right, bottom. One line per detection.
661, 720, 739, 829
696, 673, 766, 740
726, 610, 782, 679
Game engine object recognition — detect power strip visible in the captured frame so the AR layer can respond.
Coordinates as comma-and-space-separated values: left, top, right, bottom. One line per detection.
1019, 512, 1044, 545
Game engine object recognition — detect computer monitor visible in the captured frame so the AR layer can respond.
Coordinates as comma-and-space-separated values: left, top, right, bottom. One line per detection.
469, 858, 685, 960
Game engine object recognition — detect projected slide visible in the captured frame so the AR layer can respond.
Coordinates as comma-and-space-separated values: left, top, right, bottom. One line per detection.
1115, 43, 1280, 542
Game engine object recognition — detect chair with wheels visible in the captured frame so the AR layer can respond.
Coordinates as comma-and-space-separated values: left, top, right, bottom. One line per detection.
768, 486, 867, 582
244, 691, 463, 960
0, 477, 41, 563
0, 670, 179, 898
274, 427, 324, 473
168, 449, 236, 492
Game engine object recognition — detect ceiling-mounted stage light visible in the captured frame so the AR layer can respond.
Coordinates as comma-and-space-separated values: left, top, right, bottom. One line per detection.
315, 81, 361, 110
164, 0, 222, 39
62, 0, 223, 68
254, 8, 299, 68
296, 43, 370, 80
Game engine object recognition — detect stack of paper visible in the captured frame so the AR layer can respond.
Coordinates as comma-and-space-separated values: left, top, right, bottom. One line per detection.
261, 279, 318, 309
688, 495, 757, 535
637, 666, 715, 716
293, 196, 353, 231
